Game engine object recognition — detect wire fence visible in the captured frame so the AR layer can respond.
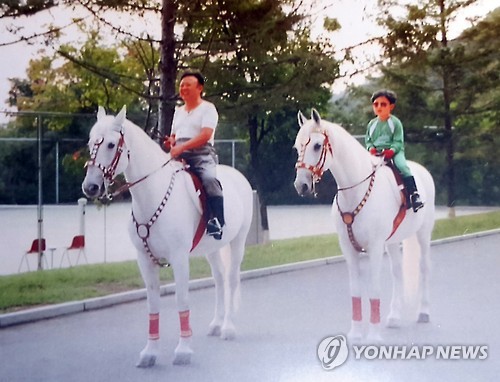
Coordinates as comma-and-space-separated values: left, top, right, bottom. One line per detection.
0, 111, 248, 205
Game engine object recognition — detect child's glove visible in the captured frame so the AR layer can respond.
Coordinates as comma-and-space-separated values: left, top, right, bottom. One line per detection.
383, 149, 395, 159
369, 147, 378, 155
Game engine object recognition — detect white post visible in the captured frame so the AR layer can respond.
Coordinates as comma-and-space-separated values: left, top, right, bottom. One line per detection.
78, 198, 87, 236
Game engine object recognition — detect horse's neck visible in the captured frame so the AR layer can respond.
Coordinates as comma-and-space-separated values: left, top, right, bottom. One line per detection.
123, 121, 167, 181
325, 124, 374, 202
122, 121, 173, 209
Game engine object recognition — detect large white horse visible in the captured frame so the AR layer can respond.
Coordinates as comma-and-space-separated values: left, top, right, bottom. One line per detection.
82, 106, 253, 366
294, 109, 435, 341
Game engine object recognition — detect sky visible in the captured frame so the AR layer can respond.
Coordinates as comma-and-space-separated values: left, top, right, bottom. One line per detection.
0, 0, 498, 123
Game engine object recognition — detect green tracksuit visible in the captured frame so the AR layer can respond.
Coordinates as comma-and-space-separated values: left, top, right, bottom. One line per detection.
365, 115, 412, 177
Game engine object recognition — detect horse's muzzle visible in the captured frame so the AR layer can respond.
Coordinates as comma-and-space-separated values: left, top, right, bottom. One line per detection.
82, 181, 103, 199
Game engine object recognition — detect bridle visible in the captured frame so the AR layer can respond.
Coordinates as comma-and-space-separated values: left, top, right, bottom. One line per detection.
295, 130, 333, 196
84, 126, 179, 267
85, 129, 128, 200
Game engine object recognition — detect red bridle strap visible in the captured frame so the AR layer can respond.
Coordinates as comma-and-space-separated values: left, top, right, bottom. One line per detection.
85, 130, 126, 184
295, 131, 333, 184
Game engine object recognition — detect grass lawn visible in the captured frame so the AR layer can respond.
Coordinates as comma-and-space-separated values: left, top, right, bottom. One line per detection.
1, 210, 499, 313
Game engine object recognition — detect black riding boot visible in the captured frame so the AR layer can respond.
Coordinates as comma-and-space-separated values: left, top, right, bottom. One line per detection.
207, 196, 225, 240
403, 176, 424, 212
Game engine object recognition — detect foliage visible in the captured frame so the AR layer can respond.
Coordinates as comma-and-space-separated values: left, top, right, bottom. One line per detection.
328, 2, 500, 206
1, 0, 340, 207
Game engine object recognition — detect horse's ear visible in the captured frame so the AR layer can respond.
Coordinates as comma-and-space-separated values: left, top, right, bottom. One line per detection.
297, 111, 306, 127
113, 105, 127, 131
97, 106, 106, 121
311, 108, 321, 125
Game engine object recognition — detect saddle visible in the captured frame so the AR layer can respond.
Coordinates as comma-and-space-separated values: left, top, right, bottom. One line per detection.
385, 161, 408, 240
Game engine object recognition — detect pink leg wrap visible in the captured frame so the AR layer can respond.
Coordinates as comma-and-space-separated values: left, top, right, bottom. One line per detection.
352, 297, 362, 321
370, 298, 380, 324
179, 310, 192, 338
149, 313, 160, 340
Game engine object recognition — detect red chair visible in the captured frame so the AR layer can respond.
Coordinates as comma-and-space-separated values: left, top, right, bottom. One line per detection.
19, 238, 48, 272
60, 235, 88, 267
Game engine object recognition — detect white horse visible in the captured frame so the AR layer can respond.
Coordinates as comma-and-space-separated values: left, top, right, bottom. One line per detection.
82, 106, 253, 366
294, 109, 435, 341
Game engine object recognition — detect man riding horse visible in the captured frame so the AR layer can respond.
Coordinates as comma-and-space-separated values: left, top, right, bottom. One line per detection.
166, 71, 225, 239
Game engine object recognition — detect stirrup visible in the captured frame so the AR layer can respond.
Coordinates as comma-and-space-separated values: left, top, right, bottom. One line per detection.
207, 218, 223, 240
411, 193, 424, 212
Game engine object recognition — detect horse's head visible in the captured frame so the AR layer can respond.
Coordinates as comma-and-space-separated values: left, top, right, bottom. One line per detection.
82, 106, 130, 199
293, 108, 333, 197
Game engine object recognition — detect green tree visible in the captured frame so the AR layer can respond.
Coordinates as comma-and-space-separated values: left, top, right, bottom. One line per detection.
3, 1, 340, 215
375, 0, 491, 214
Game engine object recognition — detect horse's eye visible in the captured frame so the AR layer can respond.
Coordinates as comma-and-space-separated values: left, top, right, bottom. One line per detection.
313, 143, 322, 151
108, 142, 116, 149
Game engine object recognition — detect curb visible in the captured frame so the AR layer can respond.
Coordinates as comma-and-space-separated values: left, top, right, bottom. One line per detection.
2, 229, 499, 328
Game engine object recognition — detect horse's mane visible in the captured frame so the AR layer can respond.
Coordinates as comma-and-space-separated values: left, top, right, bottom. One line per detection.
296, 116, 366, 154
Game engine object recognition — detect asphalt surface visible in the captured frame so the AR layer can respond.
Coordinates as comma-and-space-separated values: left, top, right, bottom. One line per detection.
1, 232, 499, 382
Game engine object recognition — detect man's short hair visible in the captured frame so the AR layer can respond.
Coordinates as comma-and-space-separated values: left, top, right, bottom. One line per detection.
371, 89, 397, 104
180, 71, 205, 86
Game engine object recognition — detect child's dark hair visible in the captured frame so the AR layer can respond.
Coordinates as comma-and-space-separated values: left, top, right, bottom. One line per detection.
180, 71, 205, 86
371, 89, 397, 104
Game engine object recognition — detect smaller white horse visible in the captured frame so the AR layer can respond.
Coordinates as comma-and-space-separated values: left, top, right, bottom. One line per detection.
294, 109, 435, 341
82, 106, 253, 366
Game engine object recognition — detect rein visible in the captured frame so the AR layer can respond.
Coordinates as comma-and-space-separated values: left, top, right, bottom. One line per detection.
86, 127, 179, 267
105, 159, 173, 200
85, 128, 173, 201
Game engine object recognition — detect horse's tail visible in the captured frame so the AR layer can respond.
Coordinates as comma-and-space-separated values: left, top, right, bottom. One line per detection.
402, 233, 421, 322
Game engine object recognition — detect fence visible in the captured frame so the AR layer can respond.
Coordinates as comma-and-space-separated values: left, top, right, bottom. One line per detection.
0, 111, 248, 205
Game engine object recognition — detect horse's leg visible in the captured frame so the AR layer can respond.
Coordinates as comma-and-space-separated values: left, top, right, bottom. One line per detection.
221, 238, 246, 340
417, 230, 432, 323
366, 244, 385, 342
136, 253, 161, 368
386, 242, 403, 328
171, 255, 194, 365
206, 249, 225, 337
345, 250, 364, 340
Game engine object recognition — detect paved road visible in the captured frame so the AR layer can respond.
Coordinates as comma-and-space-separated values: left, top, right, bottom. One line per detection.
1, 233, 499, 382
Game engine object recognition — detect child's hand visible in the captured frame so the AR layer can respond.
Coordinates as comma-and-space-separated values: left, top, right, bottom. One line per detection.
369, 147, 378, 155
382, 149, 395, 159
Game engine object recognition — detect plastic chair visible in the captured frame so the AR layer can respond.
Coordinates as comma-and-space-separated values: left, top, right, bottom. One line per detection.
19, 238, 48, 272
60, 235, 88, 267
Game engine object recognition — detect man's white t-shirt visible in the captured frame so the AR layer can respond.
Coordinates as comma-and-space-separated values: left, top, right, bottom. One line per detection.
171, 100, 219, 145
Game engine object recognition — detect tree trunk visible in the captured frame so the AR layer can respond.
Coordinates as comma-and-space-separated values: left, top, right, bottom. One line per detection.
248, 115, 269, 231
159, 0, 178, 137
438, 0, 456, 215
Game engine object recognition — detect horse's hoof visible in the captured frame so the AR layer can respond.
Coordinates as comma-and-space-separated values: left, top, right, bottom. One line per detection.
367, 323, 383, 343
417, 313, 430, 323
207, 324, 221, 337
386, 316, 401, 328
347, 329, 363, 342
220, 326, 236, 341
173, 352, 192, 365
136, 354, 156, 368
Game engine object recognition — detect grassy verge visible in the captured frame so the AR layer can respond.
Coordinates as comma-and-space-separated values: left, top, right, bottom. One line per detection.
1, 211, 499, 313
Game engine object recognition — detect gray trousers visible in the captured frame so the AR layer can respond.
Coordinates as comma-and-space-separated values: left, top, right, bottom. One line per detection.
177, 139, 223, 198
